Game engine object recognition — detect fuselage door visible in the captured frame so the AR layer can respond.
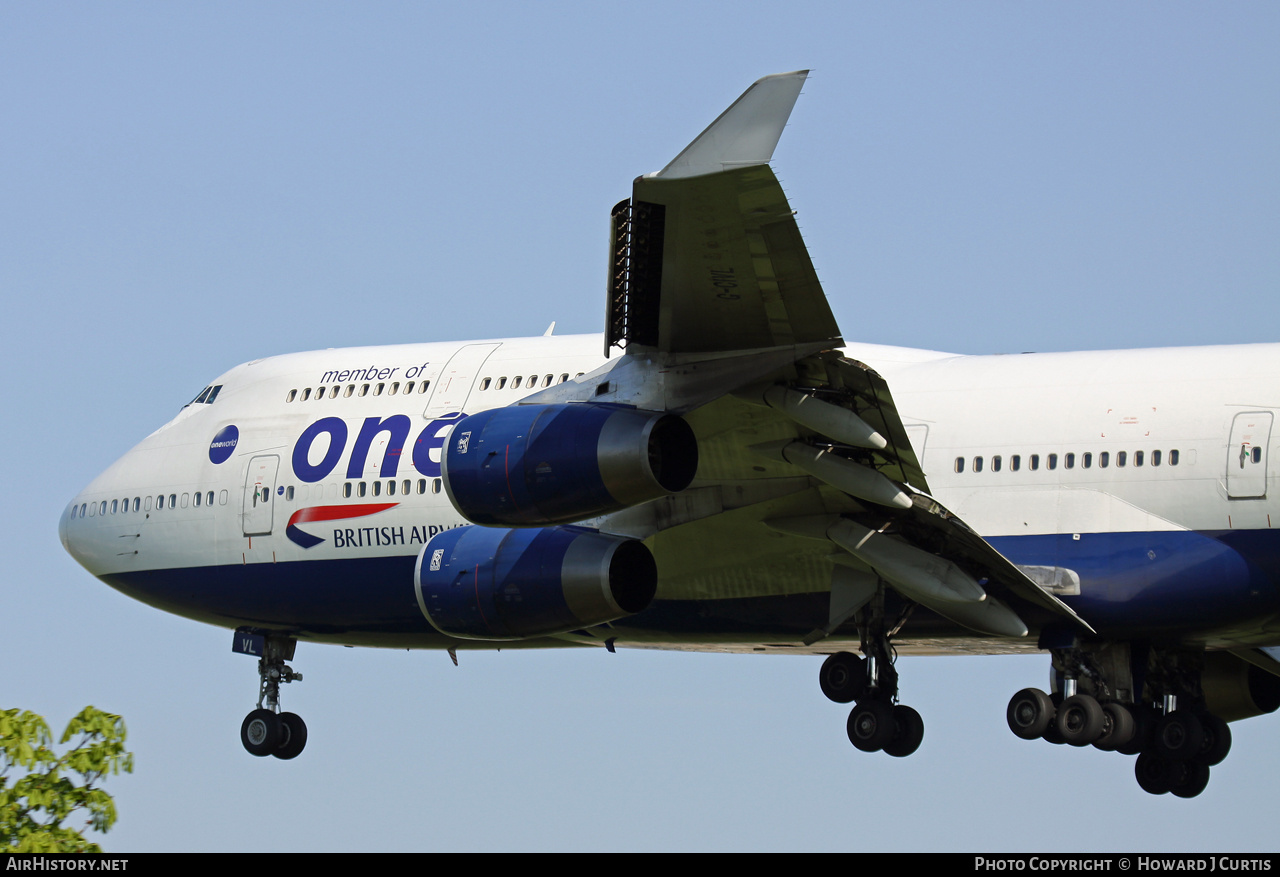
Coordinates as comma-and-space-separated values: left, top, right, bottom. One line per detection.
243, 454, 280, 536
423, 342, 501, 419
1226, 411, 1272, 500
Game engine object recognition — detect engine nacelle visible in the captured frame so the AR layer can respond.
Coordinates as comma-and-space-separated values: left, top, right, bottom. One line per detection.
1202, 652, 1280, 722
413, 525, 657, 640
440, 403, 697, 526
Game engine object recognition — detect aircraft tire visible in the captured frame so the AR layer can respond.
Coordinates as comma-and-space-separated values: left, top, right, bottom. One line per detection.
1006, 688, 1054, 740
819, 652, 866, 704
882, 705, 924, 757
847, 699, 895, 752
1170, 761, 1211, 799
1057, 694, 1105, 746
274, 712, 308, 760
1042, 692, 1066, 744
1154, 710, 1205, 761
1094, 702, 1136, 752
1135, 750, 1175, 795
1197, 713, 1231, 767
241, 709, 281, 757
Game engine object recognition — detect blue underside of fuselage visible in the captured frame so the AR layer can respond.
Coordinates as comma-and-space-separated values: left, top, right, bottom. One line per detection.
100, 528, 1280, 644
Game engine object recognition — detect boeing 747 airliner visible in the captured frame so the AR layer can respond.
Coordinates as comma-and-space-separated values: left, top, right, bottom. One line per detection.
60, 72, 1280, 797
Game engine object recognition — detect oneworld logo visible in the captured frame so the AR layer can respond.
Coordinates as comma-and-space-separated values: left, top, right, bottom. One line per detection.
209, 425, 239, 464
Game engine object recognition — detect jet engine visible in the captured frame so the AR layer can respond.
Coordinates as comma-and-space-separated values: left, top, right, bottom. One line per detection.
440, 403, 698, 526
413, 524, 657, 640
1201, 652, 1280, 722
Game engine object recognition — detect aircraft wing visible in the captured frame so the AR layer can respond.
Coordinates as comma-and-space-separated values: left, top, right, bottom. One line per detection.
584, 72, 1091, 645
605, 71, 842, 358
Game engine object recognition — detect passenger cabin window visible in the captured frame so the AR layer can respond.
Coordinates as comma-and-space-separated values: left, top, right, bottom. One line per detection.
512, 376, 522, 389
973, 456, 984, 473
316, 386, 325, 400
480, 378, 491, 391
992, 455, 1002, 472
1170, 450, 1180, 465
1099, 452, 1109, 468
419, 380, 430, 394
1030, 454, 1040, 471
1065, 453, 1075, 469
1083, 453, 1093, 469
1152, 450, 1162, 466
1117, 451, 1127, 467
954, 457, 965, 474
1011, 455, 1021, 472
302, 388, 312, 401
1134, 451, 1144, 467
287, 389, 297, 403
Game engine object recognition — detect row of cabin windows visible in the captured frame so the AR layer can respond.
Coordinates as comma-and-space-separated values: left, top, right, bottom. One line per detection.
287, 380, 431, 403
279, 478, 444, 501
284, 372, 587, 403
478, 373, 584, 391
69, 489, 230, 519
954, 449, 1181, 474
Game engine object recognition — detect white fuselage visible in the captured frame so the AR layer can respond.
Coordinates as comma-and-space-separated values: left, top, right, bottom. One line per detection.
59, 334, 1280, 650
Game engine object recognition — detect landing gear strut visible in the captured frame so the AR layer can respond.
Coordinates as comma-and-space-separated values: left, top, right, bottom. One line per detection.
1004, 643, 1231, 798
819, 588, 923, 758
233, 629, 307, 759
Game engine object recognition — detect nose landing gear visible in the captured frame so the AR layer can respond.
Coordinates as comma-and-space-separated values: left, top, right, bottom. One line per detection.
233, 629, 307, 759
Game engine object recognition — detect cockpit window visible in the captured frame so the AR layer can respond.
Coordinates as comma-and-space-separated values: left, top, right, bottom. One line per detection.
186, 384, 224, 408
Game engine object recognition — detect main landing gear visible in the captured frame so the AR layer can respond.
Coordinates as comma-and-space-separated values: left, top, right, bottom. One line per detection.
1005, 643, 1230, 798
233, 630, 308, 759
819, 597, 924, 757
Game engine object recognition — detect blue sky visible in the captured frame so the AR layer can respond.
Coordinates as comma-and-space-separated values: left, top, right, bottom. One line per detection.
3, 2, 1279, 851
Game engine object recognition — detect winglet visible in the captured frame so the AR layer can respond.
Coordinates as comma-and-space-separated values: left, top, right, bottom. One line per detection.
653, 70, 808, 180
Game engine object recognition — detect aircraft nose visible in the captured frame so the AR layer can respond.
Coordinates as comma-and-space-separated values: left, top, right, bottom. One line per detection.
58, 504, 71, 553
60, 497, 95, 573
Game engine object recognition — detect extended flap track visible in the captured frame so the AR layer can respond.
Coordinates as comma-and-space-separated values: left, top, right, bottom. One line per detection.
606, 198, 665, 354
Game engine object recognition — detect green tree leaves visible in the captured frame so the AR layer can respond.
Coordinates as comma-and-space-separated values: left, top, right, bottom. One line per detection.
1, 706, 133, 852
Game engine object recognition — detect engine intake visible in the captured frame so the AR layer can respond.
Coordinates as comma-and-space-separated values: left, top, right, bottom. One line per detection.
440, 403, 697, 526
414, 525, 657, 640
